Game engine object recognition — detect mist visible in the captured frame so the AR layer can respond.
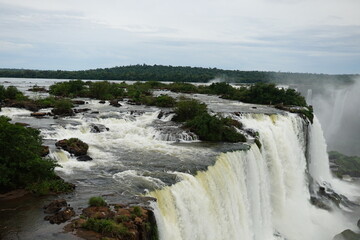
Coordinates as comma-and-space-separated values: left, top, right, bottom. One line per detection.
299, 77, 360, 156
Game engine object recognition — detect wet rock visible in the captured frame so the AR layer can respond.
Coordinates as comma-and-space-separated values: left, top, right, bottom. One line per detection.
157, 111, 164, 119
99, 100, 106, 104
77, 155, 93, 161
90, 124, 109, 133
91, 111, 99, 114
74, 108, 91, 113
109, 99, 122, 107
3, 99, 40, 112
43, 199, 68, 214
55, 138, 89, 156
44, 207, 75, 224
41, 145, 50, 157
72, 100, 85, 105
357, 219, 360, 229
310, 196, 331, 210
333, 229, 360, 240
51, 108, 74, 117
31, 112, 47, 118
28, 86, 47, 92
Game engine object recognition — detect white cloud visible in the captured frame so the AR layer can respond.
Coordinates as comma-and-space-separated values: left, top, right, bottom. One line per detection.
0, 0, 359, 73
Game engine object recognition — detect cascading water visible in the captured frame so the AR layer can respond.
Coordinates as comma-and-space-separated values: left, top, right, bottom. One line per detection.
149, 113, 354, 240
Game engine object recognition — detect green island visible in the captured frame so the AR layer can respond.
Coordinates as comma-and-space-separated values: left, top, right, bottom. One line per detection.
0, 64, 357, 84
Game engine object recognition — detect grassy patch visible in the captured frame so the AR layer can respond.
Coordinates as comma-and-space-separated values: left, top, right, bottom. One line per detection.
89, 196, 107, 207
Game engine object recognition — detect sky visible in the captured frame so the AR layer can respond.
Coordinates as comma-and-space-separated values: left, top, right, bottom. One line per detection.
0, 0, 359, 74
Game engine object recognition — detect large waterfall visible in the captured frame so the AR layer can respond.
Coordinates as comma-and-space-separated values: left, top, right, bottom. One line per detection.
149, 113, 354, 240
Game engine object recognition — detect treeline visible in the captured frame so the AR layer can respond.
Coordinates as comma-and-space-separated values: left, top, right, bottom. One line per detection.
0, 64, 357, 83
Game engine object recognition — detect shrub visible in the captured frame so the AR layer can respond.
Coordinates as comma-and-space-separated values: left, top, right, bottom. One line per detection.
0, 116, 71, 194
173, 99, 207, 122
185, 113, 246, 142
89, 196, 107, 207
0, 85, 27, 101
49, 80, 87, 97
82, 218, 129, 237
132, 206, 143, 217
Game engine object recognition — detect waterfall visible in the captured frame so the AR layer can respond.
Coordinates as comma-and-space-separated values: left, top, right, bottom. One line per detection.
149, 113, 353, 240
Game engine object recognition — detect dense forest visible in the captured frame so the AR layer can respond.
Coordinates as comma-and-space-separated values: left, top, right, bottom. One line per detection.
0, 65, 357, 84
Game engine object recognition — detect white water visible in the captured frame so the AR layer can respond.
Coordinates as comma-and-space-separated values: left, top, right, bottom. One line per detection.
149, 113, 355, 240
309, 116, 360, 200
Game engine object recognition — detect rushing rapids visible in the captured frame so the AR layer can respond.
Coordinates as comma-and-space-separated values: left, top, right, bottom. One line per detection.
149, 113, 358, 240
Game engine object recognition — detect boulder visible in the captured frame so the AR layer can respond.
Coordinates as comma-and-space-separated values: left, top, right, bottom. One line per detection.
51, 108, 74, 117
44, 199, 68, 214
44, 207, 75, 224
31, 112, 47, 118
74, 108, 90, 114
55, 138, 89, 156
109, 99, 122, 107
89, 124, 109, 133
77, 155, 93, 161
99, 100, 106, 104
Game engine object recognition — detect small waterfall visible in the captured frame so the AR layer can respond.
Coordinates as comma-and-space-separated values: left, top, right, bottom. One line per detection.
149, 113, 353, 240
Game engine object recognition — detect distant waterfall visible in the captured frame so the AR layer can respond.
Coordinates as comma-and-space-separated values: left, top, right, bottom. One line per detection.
149, 114, 352, 240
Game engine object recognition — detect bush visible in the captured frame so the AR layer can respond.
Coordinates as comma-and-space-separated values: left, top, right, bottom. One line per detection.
89, 196, 107, 207
132, 206, 143, 217
185, 113, 246, 142
0, 116, 71, 194
49, 80, 87, 97
82, 218, 129, 238
52, 98, 74, 116
0, 85, 27, 101
173, 99, 207, 122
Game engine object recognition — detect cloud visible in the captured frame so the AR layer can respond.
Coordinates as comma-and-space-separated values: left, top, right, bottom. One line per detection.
0, 0, 359, 73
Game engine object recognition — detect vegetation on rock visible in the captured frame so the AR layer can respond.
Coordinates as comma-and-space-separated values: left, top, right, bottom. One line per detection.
174, 99, 246, 142
55, 138, 89, 156
0, 116, 73, 194
89, 196, 107, 207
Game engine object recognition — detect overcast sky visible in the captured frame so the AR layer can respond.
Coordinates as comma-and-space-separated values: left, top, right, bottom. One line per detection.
0, 0, 359, 74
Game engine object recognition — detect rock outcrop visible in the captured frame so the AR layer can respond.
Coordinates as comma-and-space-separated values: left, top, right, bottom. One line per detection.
43, 199, 75, 224
55, 138, 89, 156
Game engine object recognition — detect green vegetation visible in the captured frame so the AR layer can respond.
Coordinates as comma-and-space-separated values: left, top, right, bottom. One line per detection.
132, 206, 143, 217
174, 99, 246, 142
82, 218, 129, 238
173, 99, 207, 122
328, 151, 360, 178
0, 64, 357, 84
0, 85, 27, 101
88, 196, 107, 207
0, 116, 73, 194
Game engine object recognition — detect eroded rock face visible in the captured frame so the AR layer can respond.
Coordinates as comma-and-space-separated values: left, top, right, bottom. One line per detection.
55, 138, 89, 156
